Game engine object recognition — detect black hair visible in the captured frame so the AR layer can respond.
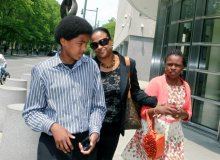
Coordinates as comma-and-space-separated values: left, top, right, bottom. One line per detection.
54, 15, 93, 45
91, 27, 112, 40
164, 49, 186, 67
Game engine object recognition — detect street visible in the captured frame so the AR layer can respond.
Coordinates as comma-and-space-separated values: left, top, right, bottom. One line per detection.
6, 55, 48, 79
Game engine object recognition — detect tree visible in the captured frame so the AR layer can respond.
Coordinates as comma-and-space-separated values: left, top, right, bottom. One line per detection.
102, 17, 116, 41
0, 0, 60, 55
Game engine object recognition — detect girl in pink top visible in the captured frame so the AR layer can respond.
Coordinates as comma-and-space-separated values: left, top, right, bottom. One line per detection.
122, 49, 192, 160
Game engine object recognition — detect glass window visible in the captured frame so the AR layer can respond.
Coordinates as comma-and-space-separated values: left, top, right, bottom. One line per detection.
194, 72, 220, 101
181, 0, 196, 19
202, 19, 220, 43
166, 6, 172, 25
176, 46, 190, 66
205, 0, 220, 16
198, 46, 220, 72
164, 26, 170, 45
192, 99, 220, 131
171, 0, 182, 21
178, 22, 192, 43
167, 23, 179, 43
164, 7, 172, 45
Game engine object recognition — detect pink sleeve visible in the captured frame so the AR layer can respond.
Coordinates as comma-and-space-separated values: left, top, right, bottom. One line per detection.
141, 79, 159, 119
144, 79, 158, 97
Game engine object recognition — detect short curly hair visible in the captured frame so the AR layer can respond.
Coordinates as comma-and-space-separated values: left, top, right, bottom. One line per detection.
54, 15, 93, 45
164, 49, 186, 67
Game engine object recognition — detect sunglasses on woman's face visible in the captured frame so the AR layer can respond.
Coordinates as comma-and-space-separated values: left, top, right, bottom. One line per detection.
90, 38, 110, 50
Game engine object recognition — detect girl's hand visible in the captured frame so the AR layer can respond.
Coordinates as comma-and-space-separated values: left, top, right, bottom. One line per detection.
155, 103, 178, 116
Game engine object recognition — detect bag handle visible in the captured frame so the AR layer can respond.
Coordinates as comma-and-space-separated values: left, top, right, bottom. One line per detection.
125, 56, 131, 98
125, 56, 130, 68
125, 56, 131, 82
145, 110, 155, 131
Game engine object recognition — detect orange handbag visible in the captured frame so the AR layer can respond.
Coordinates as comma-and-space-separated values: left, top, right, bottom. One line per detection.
142, 110, 165, 159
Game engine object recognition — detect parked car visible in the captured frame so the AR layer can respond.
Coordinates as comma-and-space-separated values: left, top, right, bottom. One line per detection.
47, 50, 57, 56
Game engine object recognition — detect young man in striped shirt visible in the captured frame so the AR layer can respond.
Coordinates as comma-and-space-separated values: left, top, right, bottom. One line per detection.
22, 15, 106, 160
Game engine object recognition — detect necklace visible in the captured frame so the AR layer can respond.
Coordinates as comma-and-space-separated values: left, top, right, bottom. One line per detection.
100, 56, 115, 68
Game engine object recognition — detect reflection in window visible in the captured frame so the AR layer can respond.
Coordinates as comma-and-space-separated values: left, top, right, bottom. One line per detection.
171, 0, 181, 21
202, 19, 220, 43
198, 46, 220, 72
196, 46, 220, 101
168, 23, 178, 43
192, 99, 219, 130
164, 26, 170, 45
194, 73, 220, 101
166, 6, 172, 25
178, 22, 192, 43
181, 0, 195, 19
176, 46, 189, 66
206, 0, 220, 16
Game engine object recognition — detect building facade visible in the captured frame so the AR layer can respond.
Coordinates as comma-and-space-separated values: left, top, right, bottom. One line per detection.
115, 0, 220, 138
114, 0, 157, 80
151, 0, 220, 136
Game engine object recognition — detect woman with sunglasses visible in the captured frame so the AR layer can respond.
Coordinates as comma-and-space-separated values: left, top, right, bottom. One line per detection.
90, 27, 158, 160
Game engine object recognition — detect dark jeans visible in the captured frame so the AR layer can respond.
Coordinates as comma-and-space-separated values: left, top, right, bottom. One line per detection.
0, 67, 6, 77
97, 131, 120, 160
38, 132, 97, 160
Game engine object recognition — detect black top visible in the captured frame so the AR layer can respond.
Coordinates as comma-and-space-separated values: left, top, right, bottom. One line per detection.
94, 51, 157, 136
101, 67, 121, 123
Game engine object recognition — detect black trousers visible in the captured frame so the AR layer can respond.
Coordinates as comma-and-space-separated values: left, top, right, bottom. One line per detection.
37, 132, 97, 160
97, 131, 120, 160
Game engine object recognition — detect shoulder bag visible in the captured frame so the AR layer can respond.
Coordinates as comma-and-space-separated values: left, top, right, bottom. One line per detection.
123, 56, 141, 130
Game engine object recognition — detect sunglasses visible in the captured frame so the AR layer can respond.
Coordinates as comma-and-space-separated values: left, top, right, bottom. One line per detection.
90, 38, 110, 50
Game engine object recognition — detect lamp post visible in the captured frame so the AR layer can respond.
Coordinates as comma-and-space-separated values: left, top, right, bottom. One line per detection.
83, 0, 87, 18
81, 8, 99, 28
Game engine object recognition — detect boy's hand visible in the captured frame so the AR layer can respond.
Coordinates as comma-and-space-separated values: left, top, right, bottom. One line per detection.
50, 123, 75, 153
79, 132, 99, 155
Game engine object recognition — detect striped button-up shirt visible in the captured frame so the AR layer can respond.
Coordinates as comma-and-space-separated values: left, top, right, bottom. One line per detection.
22, 54, 106, 135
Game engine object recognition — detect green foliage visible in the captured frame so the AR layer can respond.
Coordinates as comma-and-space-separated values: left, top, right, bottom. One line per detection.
102, 17, 116, 41
0, 0, 60, 54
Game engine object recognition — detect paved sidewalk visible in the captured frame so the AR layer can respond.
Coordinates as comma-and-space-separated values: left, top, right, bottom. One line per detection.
113, 125, 220, 160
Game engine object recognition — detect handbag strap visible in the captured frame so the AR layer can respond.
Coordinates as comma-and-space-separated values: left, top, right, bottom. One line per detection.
125, 56, 131, 98
145, 110, 155, 131
125, 56, 130, 78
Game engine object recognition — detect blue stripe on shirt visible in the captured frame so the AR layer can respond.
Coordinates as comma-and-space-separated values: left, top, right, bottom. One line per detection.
22, 54, 106, 135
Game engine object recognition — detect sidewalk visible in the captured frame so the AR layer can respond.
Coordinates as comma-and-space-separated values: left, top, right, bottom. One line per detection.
113, 125, 220, 160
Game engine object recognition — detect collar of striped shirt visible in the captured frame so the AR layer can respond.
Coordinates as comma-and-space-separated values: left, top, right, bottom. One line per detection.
51, 51, 89, 68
